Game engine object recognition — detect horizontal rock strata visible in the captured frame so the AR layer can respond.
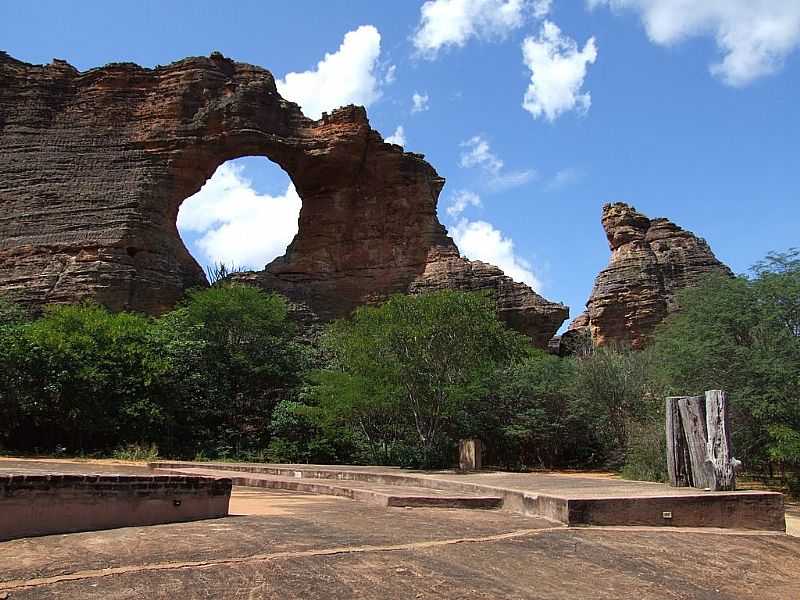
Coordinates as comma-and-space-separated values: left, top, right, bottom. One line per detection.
576, 202, 732, 349
0, 52, 567, 345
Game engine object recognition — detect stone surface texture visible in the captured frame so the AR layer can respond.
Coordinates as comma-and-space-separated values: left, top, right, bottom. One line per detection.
0, 472, 231, 541
1, 458, 799, 599
579, 202, 732, 348
0, 52, 566, 345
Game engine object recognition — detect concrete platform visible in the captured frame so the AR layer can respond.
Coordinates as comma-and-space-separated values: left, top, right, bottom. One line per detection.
2, 486, 799, 599
0, 465, 231, 541
155, 465, 503, 510
151, 462, 786, 531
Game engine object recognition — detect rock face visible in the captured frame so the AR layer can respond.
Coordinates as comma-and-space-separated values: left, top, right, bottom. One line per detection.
578, 202, 732, 348
0, 52, 567, 345
550, 312, 592, 357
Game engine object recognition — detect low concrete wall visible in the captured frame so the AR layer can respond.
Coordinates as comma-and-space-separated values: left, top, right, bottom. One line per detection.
159, 470, 502, 510
151, 462, 786, 531
0, 474, 231, 541
567, 492, 786, 531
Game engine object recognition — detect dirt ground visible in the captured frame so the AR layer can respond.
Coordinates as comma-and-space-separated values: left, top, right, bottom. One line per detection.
1, 485, 799, 599
2, 457, 799, 598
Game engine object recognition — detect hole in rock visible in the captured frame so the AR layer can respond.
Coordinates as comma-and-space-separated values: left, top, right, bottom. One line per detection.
177, 157, 301, 281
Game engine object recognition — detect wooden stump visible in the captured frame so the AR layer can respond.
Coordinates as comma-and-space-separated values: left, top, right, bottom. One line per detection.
664, 389, 739, 490
705, 390, 736, 491
666, 397, 692, 487
458, 439, 482, 471
677, 395, 709, 489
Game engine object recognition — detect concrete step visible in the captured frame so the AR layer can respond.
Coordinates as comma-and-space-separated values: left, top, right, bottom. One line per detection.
150, 462, 787, 531
154, 467, 503, 510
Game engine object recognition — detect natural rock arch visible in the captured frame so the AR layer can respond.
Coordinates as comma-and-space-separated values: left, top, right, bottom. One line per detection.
0, 51, 568, 346
177, 157, 301, 274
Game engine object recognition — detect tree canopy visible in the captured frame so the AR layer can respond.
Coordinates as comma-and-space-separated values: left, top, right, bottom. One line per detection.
309, 291, 528, 466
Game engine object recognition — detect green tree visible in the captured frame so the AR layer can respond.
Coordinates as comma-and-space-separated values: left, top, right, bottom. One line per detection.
1, 304, 164, 452
653, 249, 800, 477
0, 286, 310, 458
0, 298, 32, 450
266, 398, 337, 464
153, 284, 309, 457
480, 349, 598, 469
571, 344, 659, 462
310, 291, 527, 467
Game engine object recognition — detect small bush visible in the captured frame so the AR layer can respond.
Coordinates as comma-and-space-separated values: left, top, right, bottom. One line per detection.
620, 418, 667, 482
112, 443, 159, 462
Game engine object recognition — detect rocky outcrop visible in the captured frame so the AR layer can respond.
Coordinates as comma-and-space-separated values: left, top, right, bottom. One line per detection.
0, 52, 567, 345
407, 247, 569, 348
577, 202, 732, 349
550, 312, 592, 356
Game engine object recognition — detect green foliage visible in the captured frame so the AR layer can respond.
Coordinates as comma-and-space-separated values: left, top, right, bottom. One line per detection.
150, 285, 309, 458
113, 443, 160, 461
2, 248, 796, 486
571, 345, 661, 465
479, 349, 597, 469
0, 303, 164, 451
309, 291, 527, 467
0, 286, 308, 459
266, 399, 337, 464
0, 297, 29, 325
620, 417, 667, 482
653, 249, 800, 475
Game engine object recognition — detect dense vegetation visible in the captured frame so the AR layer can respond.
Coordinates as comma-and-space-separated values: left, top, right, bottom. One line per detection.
0, 250, 797, 490
652, 250, 800, 487
0, 286, 308, 459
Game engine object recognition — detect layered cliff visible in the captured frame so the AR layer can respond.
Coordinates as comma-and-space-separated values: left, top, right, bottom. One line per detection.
576, 202, 732, 348
0, 52, 567, 345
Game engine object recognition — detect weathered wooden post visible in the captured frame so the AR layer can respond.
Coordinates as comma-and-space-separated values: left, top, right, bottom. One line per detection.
665, 390, 739, 490
665, 397, 691, 487
677, 395, 709, 489
704, 390, 737, 491
458, 439, 482, 471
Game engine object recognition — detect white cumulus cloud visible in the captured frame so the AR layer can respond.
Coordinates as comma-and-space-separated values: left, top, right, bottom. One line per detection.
451, 218, 542, 291
446, 190, 482, 217
460, 136, 504, 174
276, 25, 383, 119
385, 125, 407, 146
460, 136, 535, 190
384, 64, 397, 84
589, 0, 800, 86
412, 91, 430, 113
546, 167, 584, 190
522, 20, 598, 121
177, 163, 301, 269
413, 0, 551, 58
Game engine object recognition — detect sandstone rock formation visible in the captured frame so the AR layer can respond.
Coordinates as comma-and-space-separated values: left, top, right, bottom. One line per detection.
0, 52, 567, 345
574, 202, 732, 349
549, 312, 592, 357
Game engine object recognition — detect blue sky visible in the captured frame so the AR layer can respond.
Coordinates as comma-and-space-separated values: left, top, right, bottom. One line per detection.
2, 1, 799, 326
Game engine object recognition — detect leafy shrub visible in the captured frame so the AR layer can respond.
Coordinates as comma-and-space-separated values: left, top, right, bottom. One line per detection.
0, 286, 309, 459
571, 345, 660, 467
621, 417, 667, 482
309, 291, 527, 468
113, 443, 160, 461
478, 350, 598, 469
652, 250, 800, 476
